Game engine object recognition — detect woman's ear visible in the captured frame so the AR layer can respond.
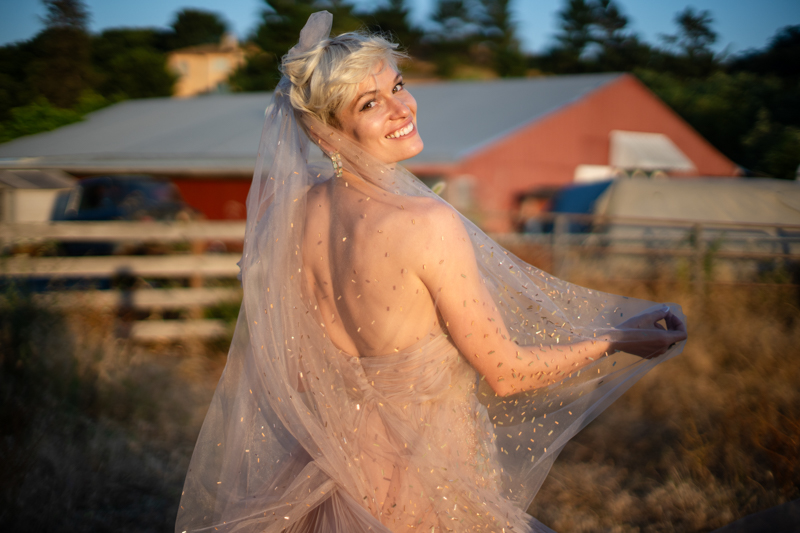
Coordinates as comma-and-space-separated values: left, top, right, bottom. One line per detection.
305, 124, 336, 156
317, 137, 335, 156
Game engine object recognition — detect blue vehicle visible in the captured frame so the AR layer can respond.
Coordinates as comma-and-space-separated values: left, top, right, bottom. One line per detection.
51, 175, 197, 256
52, 175, 192, 223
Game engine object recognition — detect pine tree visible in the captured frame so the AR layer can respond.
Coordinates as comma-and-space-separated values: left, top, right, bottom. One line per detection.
27, 0, 94, 108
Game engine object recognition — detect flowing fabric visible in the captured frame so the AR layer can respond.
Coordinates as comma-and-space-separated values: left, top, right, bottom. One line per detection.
176, 12, 685, 533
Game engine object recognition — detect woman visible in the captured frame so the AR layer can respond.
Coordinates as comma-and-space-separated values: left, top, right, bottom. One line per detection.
176, 12, 686, 533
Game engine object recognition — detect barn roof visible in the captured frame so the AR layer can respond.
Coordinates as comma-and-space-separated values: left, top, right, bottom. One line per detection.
0, 73, 622, 174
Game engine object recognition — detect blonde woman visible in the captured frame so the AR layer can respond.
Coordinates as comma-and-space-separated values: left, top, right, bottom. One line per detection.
176, 12, 686, 533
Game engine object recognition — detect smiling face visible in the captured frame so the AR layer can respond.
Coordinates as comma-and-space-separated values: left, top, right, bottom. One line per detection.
334, 63, 423, 165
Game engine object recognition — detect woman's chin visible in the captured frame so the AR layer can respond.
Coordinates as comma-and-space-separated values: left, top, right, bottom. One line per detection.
392, 138, 424, 163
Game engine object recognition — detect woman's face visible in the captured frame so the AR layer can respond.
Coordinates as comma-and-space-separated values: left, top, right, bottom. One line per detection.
335, 63, 423, 165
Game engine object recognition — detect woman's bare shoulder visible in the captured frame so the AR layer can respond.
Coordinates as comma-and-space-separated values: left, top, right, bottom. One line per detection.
385, 196, 470, 260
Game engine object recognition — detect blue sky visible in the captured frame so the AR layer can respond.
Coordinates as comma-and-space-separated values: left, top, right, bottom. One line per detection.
1, 0, 798, 55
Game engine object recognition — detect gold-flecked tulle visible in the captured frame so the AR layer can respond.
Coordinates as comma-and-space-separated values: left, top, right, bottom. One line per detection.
174, 12, 685, 533
348, 332, 510, 531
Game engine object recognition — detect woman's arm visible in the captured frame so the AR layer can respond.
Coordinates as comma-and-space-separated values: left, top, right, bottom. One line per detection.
413, 203, 686, 396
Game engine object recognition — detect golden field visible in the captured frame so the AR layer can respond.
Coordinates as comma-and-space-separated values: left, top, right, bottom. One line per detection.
1, 274, 798, 532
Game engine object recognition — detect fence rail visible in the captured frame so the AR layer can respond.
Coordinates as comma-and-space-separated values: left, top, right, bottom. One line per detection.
1, 221, 246, 342
497, 213, 800, 286
0, 220, 246, 242
2, 217, 798, 341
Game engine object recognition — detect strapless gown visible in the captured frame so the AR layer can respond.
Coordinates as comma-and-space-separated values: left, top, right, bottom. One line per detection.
222, 329, 550, 533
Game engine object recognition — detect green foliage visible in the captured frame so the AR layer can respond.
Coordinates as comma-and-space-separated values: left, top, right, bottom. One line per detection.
538, 0, 652, 73
655, 7, 719, 78
92, 28, 175, 99
260, 1, 361, 55
423, 0, 527, 78
637, 69, 800, 179
165, 8, 228, 50
42, 0, 89, 31
231, 0, 363, 92
229, 51, 281, 92
556, 0, 594, 54
0, 91, 108, 143
25, 0, 95, 108
0, 42, 38, 121
26, 26, 95, 109
360, 0, 423, 55
663, 7, 717, 58
731, 25, 800, 80
536, 2, 799, 179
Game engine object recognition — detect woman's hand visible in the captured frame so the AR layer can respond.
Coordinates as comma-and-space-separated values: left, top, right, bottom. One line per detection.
611, 305, 687, 359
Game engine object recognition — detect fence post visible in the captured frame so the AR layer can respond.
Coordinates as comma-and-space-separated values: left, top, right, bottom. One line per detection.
552, 214, 568, 278
189, 239, 205, 319
692, 223, 705, 293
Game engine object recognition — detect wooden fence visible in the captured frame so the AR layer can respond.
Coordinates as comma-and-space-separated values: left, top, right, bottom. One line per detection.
1, 216, 798, 341
496, 213, 800, 287
0, 221, 246, 342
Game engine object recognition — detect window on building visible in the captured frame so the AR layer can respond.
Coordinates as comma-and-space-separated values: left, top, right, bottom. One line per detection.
213, 58, 229, 72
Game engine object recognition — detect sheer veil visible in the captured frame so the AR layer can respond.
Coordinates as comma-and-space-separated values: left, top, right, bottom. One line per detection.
175, 12, 686, 533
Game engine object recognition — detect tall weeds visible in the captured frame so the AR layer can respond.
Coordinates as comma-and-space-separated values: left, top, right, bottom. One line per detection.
1, 278, 798, 531
0, 287, 225, 532
528, 280, 800, 532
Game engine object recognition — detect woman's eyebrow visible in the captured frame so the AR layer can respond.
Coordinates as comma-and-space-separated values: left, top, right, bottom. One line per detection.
353, 73, 403, 108
354, 88, 377, 106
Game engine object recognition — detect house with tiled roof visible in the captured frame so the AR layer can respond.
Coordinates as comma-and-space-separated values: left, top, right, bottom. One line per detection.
167, 34, 246, 97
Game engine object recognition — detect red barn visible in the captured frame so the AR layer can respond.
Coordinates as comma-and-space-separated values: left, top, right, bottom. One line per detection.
404, 73, 737, 231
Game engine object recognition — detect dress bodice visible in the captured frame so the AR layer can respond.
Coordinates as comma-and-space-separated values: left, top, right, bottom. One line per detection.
356, 331, 478, 404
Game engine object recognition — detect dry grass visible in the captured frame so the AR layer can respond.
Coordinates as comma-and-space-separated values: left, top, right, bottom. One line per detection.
528, 278, 800, 532
0, 287, 227, 532
1, 275, 798, 532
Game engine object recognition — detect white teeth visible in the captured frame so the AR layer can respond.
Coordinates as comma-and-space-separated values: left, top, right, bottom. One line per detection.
386, 123, 414, 139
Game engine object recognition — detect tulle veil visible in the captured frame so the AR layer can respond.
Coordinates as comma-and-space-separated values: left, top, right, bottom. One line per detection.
175, 12, 685, 533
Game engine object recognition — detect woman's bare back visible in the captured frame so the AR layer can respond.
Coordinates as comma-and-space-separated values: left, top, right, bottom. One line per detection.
302, 174, 443, 357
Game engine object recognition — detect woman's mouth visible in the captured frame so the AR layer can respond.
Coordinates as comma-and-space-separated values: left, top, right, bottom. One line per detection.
385, 122, 415, 139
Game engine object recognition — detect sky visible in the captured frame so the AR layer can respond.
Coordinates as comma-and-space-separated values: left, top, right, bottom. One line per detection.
1, 0, 798, 56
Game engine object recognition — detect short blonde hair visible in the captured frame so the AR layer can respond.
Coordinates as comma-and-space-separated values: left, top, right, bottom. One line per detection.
280, 31, 406, 126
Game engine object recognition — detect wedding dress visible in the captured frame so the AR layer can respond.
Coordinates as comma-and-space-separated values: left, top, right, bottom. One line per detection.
175, 12, 685, 533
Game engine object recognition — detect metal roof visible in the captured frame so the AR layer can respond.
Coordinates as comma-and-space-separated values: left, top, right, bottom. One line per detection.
0, 73, 621, 174
0, 168, 75, 189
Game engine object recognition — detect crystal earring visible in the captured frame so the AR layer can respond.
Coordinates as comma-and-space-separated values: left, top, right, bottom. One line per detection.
330, 151, 343, 178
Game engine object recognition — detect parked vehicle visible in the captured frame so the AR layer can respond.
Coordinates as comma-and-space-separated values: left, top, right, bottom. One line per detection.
51, 175, 198, 256
52, 175, 194, 222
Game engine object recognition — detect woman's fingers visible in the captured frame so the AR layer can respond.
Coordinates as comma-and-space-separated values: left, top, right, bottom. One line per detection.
665, 311, 686, 333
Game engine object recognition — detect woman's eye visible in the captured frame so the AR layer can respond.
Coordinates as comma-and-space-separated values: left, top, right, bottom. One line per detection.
393, 81, 405, 93
360, 100, 376, 111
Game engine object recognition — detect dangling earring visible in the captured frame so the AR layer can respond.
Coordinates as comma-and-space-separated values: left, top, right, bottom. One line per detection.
330, 152, 343, 178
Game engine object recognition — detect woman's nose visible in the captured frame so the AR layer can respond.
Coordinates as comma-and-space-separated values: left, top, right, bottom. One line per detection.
388, 96, 409, 119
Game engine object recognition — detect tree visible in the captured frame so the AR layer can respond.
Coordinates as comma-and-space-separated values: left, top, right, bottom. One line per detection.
545, 0, 640, 73
554, 0, 594, 59
593, 0, 627, 46
638, 69, 800, 179
730, 25, 800, 80
361, 0, 422, 54
0, 42, 38, 121
431, 0, 483, 41
92, 29, 175, 99
670, 7, 717, 58
166, 9, 228, 50
254, 0, 361, 61
42, 0, 89, 30
0, 94, 104, 143
481, 0, 526, 76
658, 7, 718, 77
27, 0, 95, 108
234, 0, 363, 92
